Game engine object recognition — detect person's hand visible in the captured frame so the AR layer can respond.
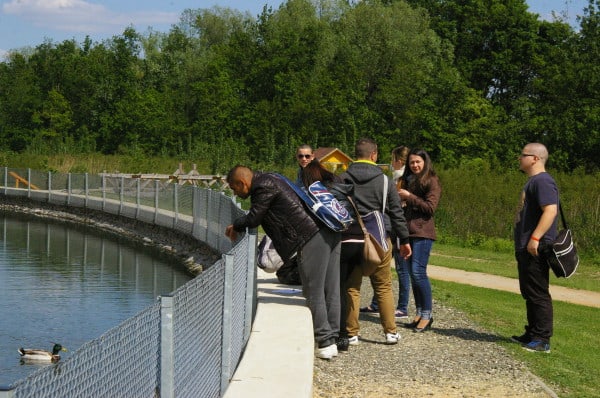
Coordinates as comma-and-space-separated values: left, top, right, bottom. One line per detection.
225, 225, 237, 241
398, 189, 410, 200
527, 239, 539, 257
398, 243, 412, 259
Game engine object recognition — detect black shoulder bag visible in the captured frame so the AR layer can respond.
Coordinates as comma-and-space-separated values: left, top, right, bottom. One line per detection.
542, 204, 579, 278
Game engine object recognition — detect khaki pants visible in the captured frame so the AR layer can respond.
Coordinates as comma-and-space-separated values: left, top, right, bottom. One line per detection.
346, 241, 396, 336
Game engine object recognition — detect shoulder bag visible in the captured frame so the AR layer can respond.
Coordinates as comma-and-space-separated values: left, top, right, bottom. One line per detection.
347, 176, 393, 276
542, 204, 579, 278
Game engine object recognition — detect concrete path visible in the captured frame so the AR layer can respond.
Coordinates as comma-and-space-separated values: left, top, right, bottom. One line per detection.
428, 264, 600, 308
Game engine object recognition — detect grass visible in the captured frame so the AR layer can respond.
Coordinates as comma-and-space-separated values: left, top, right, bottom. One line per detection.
431, 243, 600, 293
430, 244, 600, 398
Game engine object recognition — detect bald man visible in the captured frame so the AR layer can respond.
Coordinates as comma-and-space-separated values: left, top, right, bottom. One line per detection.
512, 143, 558, 353
225, 165, 342, 360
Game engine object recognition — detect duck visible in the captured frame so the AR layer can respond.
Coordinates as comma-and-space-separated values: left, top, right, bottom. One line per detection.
18, 343, 67, 363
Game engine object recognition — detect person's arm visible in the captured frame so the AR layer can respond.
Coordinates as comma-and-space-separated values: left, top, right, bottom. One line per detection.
527, 203, 558, 256
400, 177, 441, 216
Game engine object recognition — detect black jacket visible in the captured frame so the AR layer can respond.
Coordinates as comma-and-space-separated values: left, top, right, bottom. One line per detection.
341, 161, 410, 244
232, 172, 320, 262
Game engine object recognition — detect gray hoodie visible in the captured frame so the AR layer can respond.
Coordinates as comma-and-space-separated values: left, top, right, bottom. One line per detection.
341, 161, 410, 244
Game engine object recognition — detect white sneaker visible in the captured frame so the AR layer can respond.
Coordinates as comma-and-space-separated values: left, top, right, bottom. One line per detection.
385, 332, 401, 344
348, 336, 360, 346
316, 343, 338, 359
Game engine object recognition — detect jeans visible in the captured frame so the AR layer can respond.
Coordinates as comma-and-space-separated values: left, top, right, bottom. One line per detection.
394, 250, 411, 313
407, 238, 433, 320
516, 249, 553, 342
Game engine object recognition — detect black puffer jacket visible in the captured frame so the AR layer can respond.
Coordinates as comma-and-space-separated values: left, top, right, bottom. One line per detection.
341, 161, 410, 244
232, 172, 320, 262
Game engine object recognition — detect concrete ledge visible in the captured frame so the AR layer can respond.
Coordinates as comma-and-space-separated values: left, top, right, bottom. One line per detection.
224, 269, 313, 398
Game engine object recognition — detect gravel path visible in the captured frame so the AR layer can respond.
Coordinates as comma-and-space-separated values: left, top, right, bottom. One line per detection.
313, 278, 555, 398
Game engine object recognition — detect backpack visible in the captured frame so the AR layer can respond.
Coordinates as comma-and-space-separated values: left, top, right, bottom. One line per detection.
256, 235, 284, 273
276, 174, 354, 232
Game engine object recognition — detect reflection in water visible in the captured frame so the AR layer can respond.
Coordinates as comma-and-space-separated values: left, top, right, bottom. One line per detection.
0, 215, 193, 385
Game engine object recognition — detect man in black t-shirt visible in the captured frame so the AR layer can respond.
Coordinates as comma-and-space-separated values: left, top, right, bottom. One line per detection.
512, 143, 558, 353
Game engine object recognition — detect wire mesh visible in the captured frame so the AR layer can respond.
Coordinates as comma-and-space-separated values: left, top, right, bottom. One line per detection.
0, 167, 256, 398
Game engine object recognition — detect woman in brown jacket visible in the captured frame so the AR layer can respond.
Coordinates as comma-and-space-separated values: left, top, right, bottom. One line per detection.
398, 148, 441, 332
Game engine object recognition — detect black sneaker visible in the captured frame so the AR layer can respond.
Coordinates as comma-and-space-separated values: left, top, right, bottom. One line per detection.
336, 337, 349, 352
511, 333, 531, 344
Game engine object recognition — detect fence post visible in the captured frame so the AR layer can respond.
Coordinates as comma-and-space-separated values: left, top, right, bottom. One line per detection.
27, 168, 32, 198
48, 171, 52, 203
160, 294, 174, 398
173, 184, 179, 229
0, 386, 14, 398
2, 167, 6, 194
102, 174, 106, 211
67, 173, 72, 205
220, 253, 235, 395
154, 180, 159, 224
85, 173, 89, 208
119, 176, 125, 215
136, 178, 141, 220
244, 233, 257, 339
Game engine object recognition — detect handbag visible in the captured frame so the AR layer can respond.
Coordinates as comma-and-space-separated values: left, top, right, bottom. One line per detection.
256, 235, 284, 273
543, 204, 579, 278
347, 176, 393, 276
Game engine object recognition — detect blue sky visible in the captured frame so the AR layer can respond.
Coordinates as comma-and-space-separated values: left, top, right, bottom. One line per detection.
0, 0, 590, 60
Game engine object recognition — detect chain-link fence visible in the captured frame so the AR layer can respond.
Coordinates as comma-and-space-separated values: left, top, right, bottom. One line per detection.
0, 167, 256, 398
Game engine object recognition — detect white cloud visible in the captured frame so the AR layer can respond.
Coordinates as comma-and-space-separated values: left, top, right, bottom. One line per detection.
2, 0, 178, 34
0, 48, 7, 61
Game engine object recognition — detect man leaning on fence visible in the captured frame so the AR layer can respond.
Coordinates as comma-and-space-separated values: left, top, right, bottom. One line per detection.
224, 165, 342, 360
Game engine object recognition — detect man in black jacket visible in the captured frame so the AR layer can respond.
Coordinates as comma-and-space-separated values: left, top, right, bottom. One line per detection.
225, 165, 342, 360
340, 138, 412, 346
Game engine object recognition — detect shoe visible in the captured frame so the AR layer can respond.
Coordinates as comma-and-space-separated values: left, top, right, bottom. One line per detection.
511, 333, 531, 344
337, 337, 349, 352
403, 318, 421, 328
413, 318, 433, 333
316, 343, 338, 359
385, 332, 401, 344
522, 340, 550, 353
359, 305, 379, 314
394, 310, 409, 319
348, 336, 360, 346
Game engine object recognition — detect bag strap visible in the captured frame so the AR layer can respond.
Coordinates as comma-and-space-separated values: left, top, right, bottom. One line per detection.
346, 196, 368, 235
559, 203, 568, 229
382, 175, 388, 213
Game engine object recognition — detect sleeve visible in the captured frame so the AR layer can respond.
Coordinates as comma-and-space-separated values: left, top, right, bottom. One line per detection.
404, 176, 441, 216
386, 176, 410, 243
233, 183, 278, 232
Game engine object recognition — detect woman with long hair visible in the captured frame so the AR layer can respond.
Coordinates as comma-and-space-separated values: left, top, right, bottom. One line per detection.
398, 148, 441, 332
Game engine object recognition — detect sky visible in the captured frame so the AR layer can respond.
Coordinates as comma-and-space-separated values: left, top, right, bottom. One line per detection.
0, 0, 591, 60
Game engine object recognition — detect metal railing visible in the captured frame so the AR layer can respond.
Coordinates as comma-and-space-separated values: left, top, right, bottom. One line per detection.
0, 167, 256, 398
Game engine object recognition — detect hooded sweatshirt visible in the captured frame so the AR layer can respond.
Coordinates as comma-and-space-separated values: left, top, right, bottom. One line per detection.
340, 161, 410, 244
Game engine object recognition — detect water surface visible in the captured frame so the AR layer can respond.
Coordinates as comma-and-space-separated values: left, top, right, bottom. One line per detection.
0, 215, 193, 385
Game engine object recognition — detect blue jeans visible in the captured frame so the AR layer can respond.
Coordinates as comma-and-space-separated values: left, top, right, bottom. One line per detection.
394, 250, 411, 313
407, 238, 433, 320
368, 249, 410, 313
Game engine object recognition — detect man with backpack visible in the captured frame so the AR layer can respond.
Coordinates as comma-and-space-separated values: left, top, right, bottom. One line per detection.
225, 165, 341, 360
339, 138, 412, 348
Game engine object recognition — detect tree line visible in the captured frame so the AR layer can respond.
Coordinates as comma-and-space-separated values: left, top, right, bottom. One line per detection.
0, 0, 598, 174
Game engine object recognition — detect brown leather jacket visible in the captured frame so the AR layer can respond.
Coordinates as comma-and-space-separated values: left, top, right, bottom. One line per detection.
403, 175, 441, 240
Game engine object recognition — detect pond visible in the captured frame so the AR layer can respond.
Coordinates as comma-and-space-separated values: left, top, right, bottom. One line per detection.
0, 214, 193, 385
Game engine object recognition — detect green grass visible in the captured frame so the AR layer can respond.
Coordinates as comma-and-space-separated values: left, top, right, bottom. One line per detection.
429, 243, 600, 398
431, 243, 600, 293
433, 280, 599, 398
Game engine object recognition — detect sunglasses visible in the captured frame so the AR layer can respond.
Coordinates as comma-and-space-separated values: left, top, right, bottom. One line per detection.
297, 154, 312, 159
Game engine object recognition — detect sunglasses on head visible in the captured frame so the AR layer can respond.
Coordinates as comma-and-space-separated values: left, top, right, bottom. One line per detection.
297, 154, 312, 159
